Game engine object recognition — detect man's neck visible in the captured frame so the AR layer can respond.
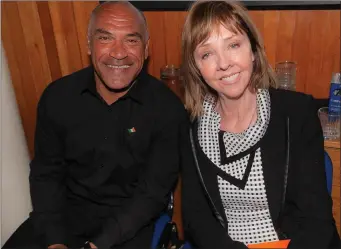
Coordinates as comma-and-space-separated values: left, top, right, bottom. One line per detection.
96, 81, 128, 105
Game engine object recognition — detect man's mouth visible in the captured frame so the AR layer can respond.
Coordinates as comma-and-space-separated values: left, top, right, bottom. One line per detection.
106, 65, 131, 69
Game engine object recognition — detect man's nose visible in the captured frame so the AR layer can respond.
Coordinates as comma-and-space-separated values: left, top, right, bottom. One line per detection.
109, 41, 128, 60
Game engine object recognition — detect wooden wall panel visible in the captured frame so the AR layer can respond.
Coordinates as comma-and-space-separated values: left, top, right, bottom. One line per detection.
1, 1, 340, 241
1, 1, 98, 157
262, 11, 280, 68
143, 12, 167, 77
48, 1, 83, 76
144, 11, 188, 76
17, 1, 53, 100
163, 12, 187, 66
2, 2, 40, 157
36, 2, 62, 81
72, 1, 99, 67
145, 10, 340, 97
1, 1, 340, 163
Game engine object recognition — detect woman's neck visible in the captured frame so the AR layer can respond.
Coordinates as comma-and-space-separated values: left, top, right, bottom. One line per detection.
216, 88, 257, 133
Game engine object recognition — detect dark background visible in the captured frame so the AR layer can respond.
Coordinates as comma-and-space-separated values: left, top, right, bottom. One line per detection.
98, 1, 341, 11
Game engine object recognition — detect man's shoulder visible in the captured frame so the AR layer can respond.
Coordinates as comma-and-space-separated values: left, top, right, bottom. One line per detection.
42, 66, 93, 99
148, 75, 185, 112
139, 73, 182, 102
142, 73, 187, 116
142, 73, 183, 104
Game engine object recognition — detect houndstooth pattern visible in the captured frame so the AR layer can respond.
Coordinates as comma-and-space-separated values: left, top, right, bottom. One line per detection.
198, 89, 279, 245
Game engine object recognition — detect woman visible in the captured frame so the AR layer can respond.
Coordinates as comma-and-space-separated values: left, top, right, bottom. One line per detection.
180, 1, 340, 249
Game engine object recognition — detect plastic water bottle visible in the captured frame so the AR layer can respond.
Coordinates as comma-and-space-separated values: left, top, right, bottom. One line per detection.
328, 73, 341, 114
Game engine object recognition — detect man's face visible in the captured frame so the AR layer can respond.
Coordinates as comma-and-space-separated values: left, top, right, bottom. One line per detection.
88, 4, 149, 91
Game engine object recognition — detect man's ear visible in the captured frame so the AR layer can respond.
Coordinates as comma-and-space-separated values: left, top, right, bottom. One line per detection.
87, 39, 91, 55
144, 39, 150, 60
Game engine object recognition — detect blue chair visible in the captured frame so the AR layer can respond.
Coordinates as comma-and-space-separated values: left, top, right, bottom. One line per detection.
324, 151, 333, 195
152, 191, 192, 249
151, 212, 192, 249
151, 213, 171, 249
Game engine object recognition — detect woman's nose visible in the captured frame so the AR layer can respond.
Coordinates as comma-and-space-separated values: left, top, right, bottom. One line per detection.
216, 52, 231, 71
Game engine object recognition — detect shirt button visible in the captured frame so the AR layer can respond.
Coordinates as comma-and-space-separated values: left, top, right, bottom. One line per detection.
100, 164, 104, 168
104, 136, 108, 140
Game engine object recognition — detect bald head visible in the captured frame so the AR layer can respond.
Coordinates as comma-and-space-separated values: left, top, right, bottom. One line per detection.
88, 1, 149, 43
86, 0, 150, 98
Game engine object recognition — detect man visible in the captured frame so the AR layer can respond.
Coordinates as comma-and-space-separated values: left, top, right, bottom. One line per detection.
3, 2, 187, 249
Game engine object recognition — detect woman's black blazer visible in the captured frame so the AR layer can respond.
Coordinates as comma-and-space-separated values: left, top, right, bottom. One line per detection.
181, 88, 340, 249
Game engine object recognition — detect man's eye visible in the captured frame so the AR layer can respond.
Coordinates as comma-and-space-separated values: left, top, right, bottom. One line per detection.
98, 36, 109, 40
96, 36, 112, 43
127, 39, 139, 44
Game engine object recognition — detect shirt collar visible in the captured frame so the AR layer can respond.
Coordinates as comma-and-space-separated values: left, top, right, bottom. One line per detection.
80, 66, 148, 104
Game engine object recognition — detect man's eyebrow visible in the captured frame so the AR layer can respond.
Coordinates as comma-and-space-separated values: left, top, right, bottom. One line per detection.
94, 28, 112, 35
93, 29, 143, 40
126, 32, 143, 40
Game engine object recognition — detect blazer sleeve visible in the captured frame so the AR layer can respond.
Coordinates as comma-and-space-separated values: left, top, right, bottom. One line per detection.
181, 127, 248, 249
287, 96, 340, 249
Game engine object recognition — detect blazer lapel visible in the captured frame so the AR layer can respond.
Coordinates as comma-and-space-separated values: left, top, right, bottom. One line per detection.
191, 89, 290, 229
261, 91, 288, 226
191, 120, 229, 227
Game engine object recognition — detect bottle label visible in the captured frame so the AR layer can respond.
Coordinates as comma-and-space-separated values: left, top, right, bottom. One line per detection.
328, 82, 341, 114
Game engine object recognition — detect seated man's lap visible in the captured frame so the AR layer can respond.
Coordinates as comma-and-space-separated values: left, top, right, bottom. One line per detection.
2, 218, 88, 249
2, 218, 43, 249
2, 217, 155, 249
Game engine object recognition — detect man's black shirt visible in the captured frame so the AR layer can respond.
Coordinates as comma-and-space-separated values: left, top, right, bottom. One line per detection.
29, 66, 188, 248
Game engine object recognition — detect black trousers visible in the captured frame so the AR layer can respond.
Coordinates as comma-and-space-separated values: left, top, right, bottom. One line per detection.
2, 218, 154, 249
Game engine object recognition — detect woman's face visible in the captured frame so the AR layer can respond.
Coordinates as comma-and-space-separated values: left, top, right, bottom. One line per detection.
194, 24, 255, 99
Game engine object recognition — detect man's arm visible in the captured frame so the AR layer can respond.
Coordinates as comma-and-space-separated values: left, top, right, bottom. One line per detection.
29, 88, 68, 247
91, 110, 188, 248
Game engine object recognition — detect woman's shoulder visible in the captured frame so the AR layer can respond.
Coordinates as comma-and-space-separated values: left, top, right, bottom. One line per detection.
269, 87, 317, 115
269, 87, 314, 102
268, 87, 321, 127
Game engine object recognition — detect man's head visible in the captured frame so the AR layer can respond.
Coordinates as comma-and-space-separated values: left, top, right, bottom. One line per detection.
87, 1, 149, 92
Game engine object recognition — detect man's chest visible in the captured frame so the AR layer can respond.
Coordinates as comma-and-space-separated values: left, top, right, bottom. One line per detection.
60, 100, 155, 166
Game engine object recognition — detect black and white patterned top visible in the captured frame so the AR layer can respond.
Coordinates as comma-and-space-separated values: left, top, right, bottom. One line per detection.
198, 89, 278, 245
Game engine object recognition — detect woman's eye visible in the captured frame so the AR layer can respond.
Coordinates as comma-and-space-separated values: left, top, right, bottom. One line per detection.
230, 43, 240, 49
201, 53, 210, 60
